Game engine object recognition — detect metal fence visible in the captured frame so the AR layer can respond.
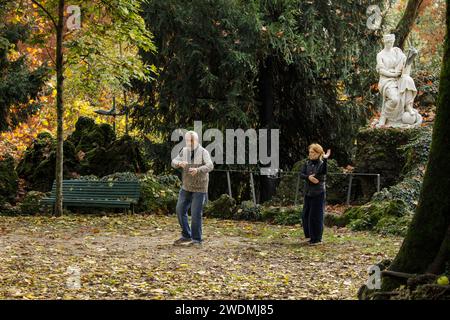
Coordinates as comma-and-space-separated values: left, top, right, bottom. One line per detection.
210, 169, 381, 206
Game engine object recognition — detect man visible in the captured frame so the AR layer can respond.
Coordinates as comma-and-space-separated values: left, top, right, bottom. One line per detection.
171, 131, 214, 246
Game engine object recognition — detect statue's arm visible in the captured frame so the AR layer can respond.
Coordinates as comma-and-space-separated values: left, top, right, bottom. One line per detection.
376, 54, 400, 77
395, 51, 407, 73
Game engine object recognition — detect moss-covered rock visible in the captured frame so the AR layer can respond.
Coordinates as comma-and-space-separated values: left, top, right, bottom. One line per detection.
354, 127, 416, 202
371, 126, 432, 210
16, 117, 147, 191
0, 155, 18, 206
374, 215, 413, 237
19, 191, 47, 215
67, 116, 116, 153
16, 133, 80, 191
85, 135, 147, 177
336, 199, 412, 236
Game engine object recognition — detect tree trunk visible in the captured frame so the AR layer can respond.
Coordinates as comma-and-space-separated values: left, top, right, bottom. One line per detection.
54, 0, 65, 216
258, 56, 277, 203
382, 0, 450, 290
393, 0, 424, 49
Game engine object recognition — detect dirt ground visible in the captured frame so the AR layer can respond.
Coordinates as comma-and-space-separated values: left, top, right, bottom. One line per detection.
0, 214, 402, 299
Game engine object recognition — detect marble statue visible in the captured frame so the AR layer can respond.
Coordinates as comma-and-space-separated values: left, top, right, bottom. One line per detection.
375, 34, 422, 128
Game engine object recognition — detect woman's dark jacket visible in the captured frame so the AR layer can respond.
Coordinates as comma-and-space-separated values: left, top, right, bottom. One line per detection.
300, 158, 327, 197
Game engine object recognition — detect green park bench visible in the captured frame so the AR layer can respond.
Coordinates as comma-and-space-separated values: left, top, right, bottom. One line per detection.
41, 180, 141, 214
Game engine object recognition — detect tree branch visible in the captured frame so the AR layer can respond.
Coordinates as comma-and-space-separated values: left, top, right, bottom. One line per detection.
31, 0, 58, 30
381, 270, 416, 279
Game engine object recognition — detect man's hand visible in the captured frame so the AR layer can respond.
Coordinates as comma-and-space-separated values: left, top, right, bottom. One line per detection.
178, 161, 188, 168
188, 167, 198, 176
323, 149, 331, 159
308, 174, 319, 184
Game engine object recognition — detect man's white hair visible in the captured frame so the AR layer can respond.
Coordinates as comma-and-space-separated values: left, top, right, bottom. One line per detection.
185, 130, 199, 142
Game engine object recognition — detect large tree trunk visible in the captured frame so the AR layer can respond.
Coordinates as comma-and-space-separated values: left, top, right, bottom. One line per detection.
258, 56, 277, 203
54, 0, 65, 216
382, 0, 450, 290
393, 0, 424, 49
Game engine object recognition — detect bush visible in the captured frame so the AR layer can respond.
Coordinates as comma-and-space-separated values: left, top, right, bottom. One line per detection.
235, 201, 262, 221
261, 205, 302, 225
0, 155, 18, 206
100, 172, 139, 182
203, 194, 237, 219
137, 172, 181, 214
76, 172, 180, 214
19, 191, 47, 215
374, 215, 413, 237
0, 203, 21, 216
338, 199, 412, 235
324, 213, 347, 228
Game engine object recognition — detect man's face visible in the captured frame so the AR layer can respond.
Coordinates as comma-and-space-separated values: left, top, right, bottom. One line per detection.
185, 134, 197, 149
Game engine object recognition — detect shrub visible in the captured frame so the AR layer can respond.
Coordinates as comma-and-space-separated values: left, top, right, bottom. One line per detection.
235, 201, 262, 221
19, 191, 47, 215
324, 213, 347, 228
203, 194, 237, 219
0, 155, 18, 206
261, 205, 302, 225
338, 199, 412, 235
137, 172, 181, 214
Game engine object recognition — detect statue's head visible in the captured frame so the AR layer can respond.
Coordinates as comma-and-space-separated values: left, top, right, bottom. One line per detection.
383, 34, 395, 49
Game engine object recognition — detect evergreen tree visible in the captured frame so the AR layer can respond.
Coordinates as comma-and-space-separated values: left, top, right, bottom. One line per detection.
135, 0, 385, 166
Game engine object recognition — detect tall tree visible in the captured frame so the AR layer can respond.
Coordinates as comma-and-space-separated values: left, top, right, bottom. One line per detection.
393, 0, 431, 49
29, 0, 65, 216
382, 0, 450, 290
28, 0, 155, 215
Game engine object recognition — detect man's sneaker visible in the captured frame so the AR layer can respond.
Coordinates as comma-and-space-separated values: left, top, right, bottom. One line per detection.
173, 237, 191, 245
188, 240, 202, 247
308, 240, 323, 246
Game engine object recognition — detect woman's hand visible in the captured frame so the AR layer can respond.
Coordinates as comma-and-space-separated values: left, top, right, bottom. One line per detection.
308, 174, 319, 184
323, 149, 331, 159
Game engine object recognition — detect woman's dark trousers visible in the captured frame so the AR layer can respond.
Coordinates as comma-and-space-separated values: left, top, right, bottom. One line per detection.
301, 192, 325, 242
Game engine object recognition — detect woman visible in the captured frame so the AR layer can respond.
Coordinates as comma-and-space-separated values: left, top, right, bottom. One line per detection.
300, 144, 331, 245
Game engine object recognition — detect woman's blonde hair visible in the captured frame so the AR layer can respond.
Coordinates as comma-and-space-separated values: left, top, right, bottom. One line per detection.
308, 143, 325, 160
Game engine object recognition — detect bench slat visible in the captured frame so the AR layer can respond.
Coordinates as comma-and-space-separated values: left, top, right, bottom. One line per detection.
42, 179, 141, 210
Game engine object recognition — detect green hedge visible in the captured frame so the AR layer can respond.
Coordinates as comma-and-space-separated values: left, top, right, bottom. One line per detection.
204, 194, 303, 225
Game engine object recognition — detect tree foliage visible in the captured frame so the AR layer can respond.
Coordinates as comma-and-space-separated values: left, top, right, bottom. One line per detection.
0, 0, 49, 132
133, 0, 387, 167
